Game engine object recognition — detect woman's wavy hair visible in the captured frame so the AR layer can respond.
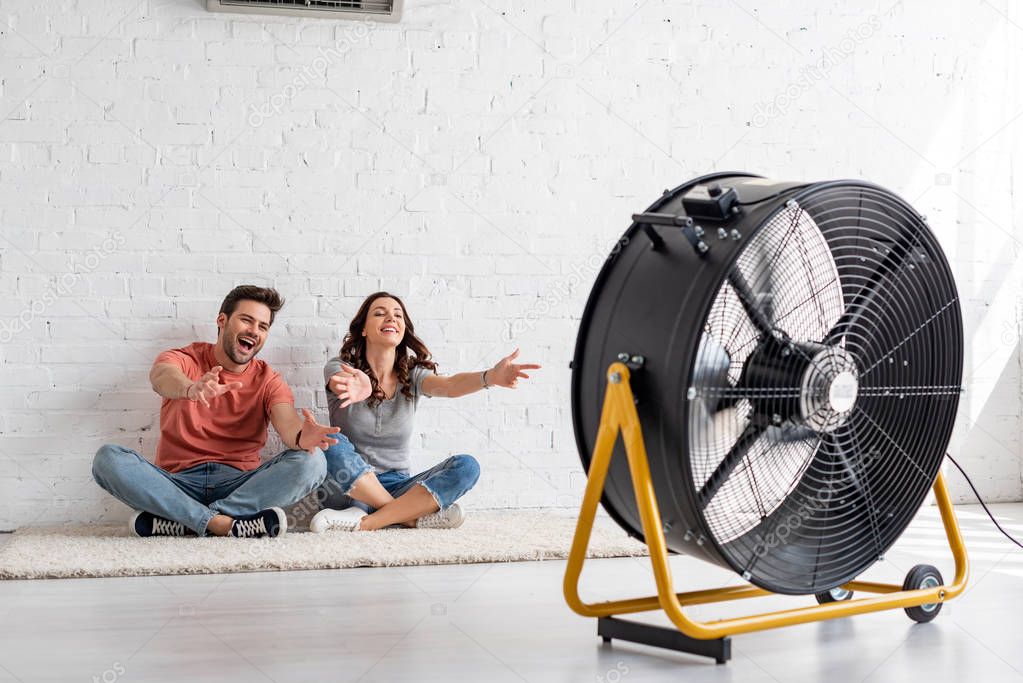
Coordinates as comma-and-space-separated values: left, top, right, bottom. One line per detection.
339, 292, 437, 407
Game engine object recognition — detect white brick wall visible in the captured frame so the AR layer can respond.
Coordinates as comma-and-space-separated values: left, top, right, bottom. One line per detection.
0, 1, 1021, 529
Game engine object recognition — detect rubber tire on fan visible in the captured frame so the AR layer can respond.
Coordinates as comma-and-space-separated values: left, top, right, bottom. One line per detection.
902, 564, 944, 623
814, 587, 854, 604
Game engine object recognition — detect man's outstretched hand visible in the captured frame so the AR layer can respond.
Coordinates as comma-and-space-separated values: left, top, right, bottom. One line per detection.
297, 408, 341, 453
328, 362, 372, 408
186, 366, 243, 407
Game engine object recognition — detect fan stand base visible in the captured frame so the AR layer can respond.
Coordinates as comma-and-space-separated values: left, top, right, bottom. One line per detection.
564, 362, 970, 663
598, 616, 731, 664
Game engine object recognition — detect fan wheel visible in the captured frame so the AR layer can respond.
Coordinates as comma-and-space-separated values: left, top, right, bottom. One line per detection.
902, 564, 944, 623
814, 586, 854, 604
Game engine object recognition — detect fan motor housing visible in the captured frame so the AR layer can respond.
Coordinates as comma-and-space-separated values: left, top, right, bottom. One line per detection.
571, 173, 963, 595
741, 340, 859, 433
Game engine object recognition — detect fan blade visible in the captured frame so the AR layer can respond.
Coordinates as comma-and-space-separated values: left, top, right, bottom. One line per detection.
770, 422, 816, 444
725, 206, 803, 338
693, 332, 732, 389
690, 332, 752, 466
698, 422, 765, 508
735, 201, 845, 344
743, 232, 781, 321
727, 269, 774, 336
707, 405, 750, 451
819, 432, 868, 502
816, 430, 885, 561
825, 231, 919, 342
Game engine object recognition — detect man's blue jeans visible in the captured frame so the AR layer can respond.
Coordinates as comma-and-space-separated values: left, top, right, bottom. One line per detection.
319, 436, 479, 512
92, 444, 328, 536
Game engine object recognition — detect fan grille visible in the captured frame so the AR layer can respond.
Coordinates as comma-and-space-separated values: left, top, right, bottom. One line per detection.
692, 203, 843, 544
686, 185, 961, 591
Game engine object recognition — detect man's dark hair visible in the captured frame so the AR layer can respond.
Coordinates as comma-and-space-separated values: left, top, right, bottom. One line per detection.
218, 285, 285, 326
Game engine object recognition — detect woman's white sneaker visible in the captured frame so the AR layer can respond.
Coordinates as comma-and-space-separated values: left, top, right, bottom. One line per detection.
416, 504, 465, 529
309, 507, 366, 533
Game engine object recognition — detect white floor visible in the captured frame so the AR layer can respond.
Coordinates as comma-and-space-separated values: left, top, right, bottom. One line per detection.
1, 504, 1021, 683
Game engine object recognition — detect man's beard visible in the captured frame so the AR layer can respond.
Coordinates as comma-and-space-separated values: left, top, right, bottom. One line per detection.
222, 332, 257, 365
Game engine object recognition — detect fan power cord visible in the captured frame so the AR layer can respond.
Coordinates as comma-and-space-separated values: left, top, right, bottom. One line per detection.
944, 452, 1023, 550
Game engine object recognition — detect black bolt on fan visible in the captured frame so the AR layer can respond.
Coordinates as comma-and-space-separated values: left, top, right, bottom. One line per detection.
564, 173, 970, 664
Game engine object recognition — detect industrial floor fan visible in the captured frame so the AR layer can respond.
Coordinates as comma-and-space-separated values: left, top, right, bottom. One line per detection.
564, 173, 969, 663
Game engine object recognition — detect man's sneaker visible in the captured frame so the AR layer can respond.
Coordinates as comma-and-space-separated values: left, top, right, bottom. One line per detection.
130, 511, 192, 538
309, 506, 366, 533
230, 507, 287, 538
416, 503, 465, 529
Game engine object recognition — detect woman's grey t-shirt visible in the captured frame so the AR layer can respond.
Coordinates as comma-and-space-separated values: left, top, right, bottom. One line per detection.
323, 356, 430, 473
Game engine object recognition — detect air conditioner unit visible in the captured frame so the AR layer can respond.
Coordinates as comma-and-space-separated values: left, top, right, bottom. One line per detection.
206, 0, 402, 22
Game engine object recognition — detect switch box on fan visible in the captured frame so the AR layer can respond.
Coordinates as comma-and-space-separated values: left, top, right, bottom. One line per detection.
682, 183, 740, 221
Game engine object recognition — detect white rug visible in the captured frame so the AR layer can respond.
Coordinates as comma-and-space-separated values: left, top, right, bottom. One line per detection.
0, 511, 647, 580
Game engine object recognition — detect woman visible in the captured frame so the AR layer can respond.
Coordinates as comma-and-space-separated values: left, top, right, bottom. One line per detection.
310, 291, 541, 532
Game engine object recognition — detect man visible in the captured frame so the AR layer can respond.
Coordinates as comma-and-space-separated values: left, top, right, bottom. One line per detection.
92, 285, 372, 538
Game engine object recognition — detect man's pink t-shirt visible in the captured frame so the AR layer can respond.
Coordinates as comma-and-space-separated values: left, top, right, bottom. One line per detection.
153, 342, 294, 473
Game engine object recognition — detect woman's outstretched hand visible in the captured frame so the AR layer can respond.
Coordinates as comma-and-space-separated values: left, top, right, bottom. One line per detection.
488, 348, 542, 389
329, 362, 373, 408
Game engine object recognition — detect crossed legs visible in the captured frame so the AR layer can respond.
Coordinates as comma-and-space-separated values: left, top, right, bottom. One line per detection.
92, 444, 327, 536
320, 438, 480, 530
